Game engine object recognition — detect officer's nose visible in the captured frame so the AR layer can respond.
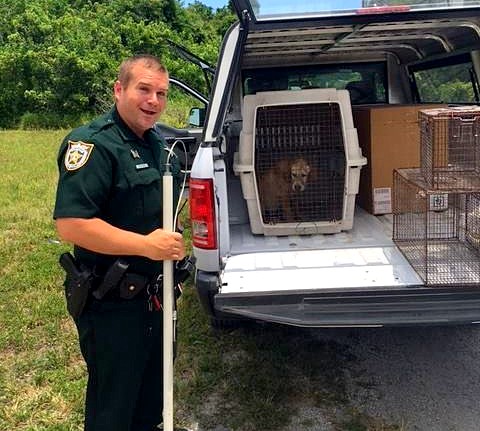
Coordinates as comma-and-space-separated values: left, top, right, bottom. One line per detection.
148, 94, 159, 106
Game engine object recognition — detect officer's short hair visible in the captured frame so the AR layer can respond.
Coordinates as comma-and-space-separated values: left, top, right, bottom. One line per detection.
118, 54, 168, 87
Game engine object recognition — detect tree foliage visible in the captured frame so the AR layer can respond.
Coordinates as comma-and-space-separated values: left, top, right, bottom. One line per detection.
414, 63, 475, 104
0, 0, 236, 128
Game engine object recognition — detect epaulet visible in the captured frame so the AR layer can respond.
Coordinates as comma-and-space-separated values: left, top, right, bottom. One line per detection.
151, 125, 165, 141
88, 112, 116, 133
64, 113, 113, 144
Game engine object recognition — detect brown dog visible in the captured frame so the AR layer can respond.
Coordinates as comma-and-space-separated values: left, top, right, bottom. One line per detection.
258, 157, 311, 222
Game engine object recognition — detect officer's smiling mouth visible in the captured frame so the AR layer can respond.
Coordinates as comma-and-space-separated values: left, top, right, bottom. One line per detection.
140, 108, 157, 116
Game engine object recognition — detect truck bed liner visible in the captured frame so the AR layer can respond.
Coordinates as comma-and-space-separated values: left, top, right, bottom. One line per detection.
223, 208, 422, 294
229, 207, 394, 254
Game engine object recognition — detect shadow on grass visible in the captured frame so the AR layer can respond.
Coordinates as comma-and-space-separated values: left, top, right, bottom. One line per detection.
175, 286, 353, 431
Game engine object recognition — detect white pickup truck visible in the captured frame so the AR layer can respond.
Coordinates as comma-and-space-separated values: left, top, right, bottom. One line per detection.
165, 0, 480, 328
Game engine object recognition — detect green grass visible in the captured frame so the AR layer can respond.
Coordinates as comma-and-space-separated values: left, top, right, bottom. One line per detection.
0, 130, 400, 431
0, 130, 83, 430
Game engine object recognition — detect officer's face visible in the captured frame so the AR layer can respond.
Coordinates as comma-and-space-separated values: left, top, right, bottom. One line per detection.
114, 62, 169, 138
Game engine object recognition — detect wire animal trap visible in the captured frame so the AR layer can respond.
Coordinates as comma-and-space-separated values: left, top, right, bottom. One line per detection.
393, 168, 480, 286
233, 89, 366, 236
420, 106, 480, 191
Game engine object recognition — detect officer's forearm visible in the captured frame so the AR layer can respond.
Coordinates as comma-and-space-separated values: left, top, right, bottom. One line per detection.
55, 217, 150, 257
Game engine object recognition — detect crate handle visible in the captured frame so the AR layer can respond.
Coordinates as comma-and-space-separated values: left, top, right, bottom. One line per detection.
454, 116, 478, 123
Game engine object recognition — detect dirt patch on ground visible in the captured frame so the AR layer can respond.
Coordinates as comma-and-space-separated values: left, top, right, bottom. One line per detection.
177, 323, 403, 431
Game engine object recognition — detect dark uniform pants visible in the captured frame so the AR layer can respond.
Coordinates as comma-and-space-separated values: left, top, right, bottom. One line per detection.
76, 296, 163, 431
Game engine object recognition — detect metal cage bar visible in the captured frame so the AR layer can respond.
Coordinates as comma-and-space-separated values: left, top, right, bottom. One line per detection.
393, 168, 480, 286
420, 107, 480, 191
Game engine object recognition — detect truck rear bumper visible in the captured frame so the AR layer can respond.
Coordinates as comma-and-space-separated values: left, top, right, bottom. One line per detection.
214, 287, 480, 327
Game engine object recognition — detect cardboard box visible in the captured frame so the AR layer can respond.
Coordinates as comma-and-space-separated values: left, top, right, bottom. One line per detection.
352, 104, 444, 214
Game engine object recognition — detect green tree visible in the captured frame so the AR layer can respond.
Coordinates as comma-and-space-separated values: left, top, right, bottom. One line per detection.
0, 0, 235, 128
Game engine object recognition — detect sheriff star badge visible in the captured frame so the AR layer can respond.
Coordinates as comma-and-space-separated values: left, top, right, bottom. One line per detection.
64, 140, 94, 171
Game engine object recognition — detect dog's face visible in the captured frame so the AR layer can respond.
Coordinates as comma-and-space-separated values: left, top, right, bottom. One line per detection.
290, 158, 311, 192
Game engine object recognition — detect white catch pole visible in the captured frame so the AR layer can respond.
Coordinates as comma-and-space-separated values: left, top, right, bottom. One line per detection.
163, 170, 175, 431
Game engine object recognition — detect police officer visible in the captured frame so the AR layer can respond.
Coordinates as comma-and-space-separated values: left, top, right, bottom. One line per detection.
53, 54, 186, 431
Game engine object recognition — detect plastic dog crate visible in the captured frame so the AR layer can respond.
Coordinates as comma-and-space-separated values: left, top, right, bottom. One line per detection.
393, 168, 480, 286
420, 106, 480, 191
233, 88, 367, 236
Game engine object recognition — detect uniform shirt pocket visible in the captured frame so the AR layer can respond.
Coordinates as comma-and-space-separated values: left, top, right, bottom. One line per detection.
111, 168, 163, 231
124, 168, 161, 188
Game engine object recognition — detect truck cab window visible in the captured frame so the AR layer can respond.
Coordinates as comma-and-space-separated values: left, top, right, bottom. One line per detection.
411, 58, 477, 104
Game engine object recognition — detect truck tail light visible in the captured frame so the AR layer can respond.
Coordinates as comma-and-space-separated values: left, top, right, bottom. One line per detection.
189, 178, 217, 249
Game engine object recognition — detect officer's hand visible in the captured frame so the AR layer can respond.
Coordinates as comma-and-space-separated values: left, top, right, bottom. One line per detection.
144, 229, 186, 261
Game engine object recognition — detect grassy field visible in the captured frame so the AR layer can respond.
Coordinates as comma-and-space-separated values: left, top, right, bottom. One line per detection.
0, 130, 83, 430
0, 130, 400, 431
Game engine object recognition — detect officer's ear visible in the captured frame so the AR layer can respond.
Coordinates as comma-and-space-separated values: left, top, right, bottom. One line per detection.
113, 80, 123, 101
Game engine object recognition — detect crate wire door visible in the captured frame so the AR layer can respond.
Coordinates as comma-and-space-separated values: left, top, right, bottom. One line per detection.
255, 102, 345, 225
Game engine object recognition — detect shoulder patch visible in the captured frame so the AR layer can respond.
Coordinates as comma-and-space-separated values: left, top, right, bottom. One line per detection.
64, 140, 94, 171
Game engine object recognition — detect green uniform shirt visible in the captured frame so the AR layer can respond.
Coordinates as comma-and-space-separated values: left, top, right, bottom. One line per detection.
53, 107, 181, 276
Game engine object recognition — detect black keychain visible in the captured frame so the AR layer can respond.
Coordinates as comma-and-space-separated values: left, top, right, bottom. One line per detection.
147, 274, 163, 311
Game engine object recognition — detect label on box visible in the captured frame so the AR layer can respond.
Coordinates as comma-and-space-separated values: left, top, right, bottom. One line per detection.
373, 187, 392, 214
429, 193, 449, 211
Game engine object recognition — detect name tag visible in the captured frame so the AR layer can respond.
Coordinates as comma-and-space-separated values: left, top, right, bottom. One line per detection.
135, 163, 149, 170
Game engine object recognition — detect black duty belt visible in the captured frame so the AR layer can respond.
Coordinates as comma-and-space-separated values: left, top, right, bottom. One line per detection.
91, 258, 160, 301
60, 253, 195, 319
